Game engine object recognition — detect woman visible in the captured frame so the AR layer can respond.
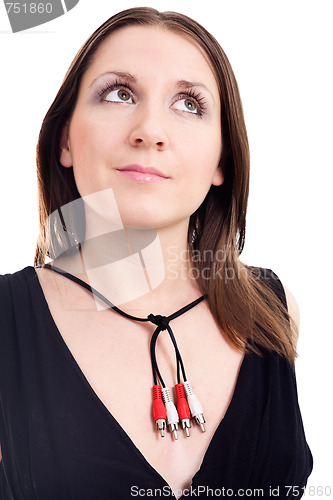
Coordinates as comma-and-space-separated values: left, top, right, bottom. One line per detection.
0, 7, 312, 499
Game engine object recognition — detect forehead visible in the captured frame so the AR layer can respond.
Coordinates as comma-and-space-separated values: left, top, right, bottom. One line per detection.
82, 25, 218, 90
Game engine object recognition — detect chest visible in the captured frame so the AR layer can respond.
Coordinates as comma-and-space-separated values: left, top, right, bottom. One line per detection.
36, 272, 244, 494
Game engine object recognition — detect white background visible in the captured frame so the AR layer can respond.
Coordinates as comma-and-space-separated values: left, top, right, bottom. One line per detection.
0, 0, 332, 494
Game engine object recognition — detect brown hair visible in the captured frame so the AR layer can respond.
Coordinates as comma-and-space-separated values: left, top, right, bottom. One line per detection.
35, 7, 297, 363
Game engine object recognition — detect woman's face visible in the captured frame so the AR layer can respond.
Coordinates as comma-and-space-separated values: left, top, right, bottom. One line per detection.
60, 25, 223, 229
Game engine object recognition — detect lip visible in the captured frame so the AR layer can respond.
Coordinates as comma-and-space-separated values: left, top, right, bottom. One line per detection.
116, 164, 170, 183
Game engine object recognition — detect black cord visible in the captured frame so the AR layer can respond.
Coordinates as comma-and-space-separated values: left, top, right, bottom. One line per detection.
166, 325, 187, 383
40, 263, 148, 323
149, 326, 166, 387
38, 263, 205, 387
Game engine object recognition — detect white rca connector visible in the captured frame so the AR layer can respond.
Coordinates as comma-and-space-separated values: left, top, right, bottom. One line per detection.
183, 380, 206, 432
162, 386, 179, 440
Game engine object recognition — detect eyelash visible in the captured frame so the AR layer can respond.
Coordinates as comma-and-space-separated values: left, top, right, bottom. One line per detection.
177, 89, 207, 117
97, 80, 207, 117
97, 79, 131, 101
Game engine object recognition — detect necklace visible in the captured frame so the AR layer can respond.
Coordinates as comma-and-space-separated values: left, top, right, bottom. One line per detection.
39, 263, 207, 440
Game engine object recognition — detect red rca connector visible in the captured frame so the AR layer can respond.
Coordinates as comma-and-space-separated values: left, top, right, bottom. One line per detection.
175, 383, 192, 437
152, 385, 167, 437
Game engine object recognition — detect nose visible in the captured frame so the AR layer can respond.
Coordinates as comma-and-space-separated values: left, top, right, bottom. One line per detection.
129, 103, 169, 150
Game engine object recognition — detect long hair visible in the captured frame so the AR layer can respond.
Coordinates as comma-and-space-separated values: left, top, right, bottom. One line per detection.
35, 7, 297, 363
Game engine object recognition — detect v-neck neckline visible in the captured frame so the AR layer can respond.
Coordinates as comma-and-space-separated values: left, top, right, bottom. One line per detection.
30, 266, 249, 496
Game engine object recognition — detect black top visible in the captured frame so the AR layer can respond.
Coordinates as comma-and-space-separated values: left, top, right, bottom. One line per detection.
0, 267, 312, 499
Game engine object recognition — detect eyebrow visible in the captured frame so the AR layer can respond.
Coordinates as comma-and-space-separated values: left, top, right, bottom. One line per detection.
176, 79, 215, 103
89, 71, 137, 88
89, 72, 215, 102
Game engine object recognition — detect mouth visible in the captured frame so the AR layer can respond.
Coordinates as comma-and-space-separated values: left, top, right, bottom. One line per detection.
116, 164, 170, 183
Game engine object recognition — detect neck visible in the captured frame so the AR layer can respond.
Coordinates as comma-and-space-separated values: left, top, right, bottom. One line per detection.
53, 212, 201, 317
134, 221, 201, 315
116, 221, 202, 317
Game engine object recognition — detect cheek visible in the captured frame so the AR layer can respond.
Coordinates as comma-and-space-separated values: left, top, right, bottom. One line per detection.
67, 116, 116, 197
68, 114, 118, 166
175, 134, 222, 213
189, 131, 222, 184
188, 137, 222, 208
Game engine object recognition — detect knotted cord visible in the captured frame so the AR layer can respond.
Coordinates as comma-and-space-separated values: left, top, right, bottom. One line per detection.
38, 263, 205, 388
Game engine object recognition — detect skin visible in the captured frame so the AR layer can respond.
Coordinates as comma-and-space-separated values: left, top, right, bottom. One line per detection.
58, 23, 225, 315
30, 25, 300, 496
60, 25, 223, 234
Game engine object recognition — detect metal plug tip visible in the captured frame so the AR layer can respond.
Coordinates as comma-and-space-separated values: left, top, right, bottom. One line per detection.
156, 419, 166, 437
181, 419, 191, 437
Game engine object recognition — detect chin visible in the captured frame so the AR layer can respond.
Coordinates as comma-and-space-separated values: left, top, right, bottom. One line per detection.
120, 210, 191, 235
114, 196, 161, 227
112, 191, 193, 230
119, 212, 166, 229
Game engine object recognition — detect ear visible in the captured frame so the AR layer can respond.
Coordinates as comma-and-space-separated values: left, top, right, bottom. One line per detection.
59, 122, 73, 168
212, 164, 224, 187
